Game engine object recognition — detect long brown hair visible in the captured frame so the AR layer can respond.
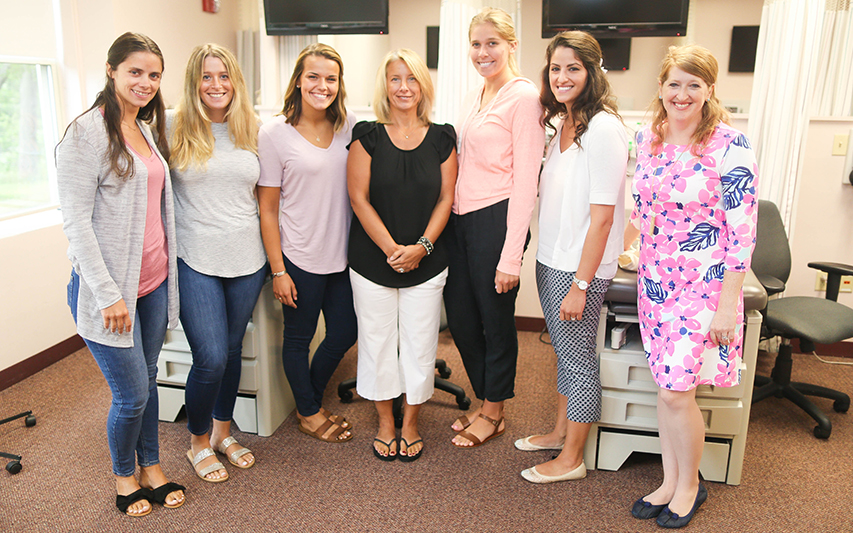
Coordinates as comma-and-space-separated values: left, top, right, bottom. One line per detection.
649, 44, 730, 155
279, 43, 348, 133
61, 32, 169, 179
540, 31, 620, 148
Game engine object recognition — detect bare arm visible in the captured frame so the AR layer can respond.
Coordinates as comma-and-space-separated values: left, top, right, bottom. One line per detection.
347, 140, 411, 270
709, 270, 746, 346
624, 220, 640, 251
560, 204, 615, 321
258, 185, 297, 307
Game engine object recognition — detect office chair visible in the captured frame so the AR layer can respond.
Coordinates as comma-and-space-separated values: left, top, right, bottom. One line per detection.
1, 410, 37, 474
751, 200, 853, 439
337, 305, 471, 427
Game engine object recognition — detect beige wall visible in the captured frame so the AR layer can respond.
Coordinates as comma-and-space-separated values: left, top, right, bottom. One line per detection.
0, 0, 248, 374
788, 119, 853, 308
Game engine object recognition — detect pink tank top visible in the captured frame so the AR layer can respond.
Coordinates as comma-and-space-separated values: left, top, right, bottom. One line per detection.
129, 141, 169, 297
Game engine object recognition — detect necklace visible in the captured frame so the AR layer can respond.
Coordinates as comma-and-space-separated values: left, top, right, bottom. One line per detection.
393, 122, 419, 139
121, 121, 139, 133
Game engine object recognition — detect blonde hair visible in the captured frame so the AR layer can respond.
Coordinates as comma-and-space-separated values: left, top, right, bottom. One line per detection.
373, 49, 434, 126
469, 7, 521, 77
170, 44, 258, 172
280, 43, 348, 133
649, 44, 730, 155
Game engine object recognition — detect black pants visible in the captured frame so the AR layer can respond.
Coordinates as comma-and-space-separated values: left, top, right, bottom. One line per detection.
443, 199, 526, 402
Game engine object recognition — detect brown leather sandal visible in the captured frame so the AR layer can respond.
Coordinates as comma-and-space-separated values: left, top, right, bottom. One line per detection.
451, 413, 474, 431
452, 413, 505, 448
298, 418, 353, 443
320, 407, 351, 430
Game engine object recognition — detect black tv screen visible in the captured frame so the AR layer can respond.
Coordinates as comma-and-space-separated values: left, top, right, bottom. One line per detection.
264, 0, 389, 35
728, 26, 760, 73
543, 0, 689, 38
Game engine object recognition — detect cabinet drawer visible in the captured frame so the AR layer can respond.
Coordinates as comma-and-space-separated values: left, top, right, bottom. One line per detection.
600, 351, 747, 399
157, 349, 260, 393
237, 359, 259, 392
163, 320, 259, 360
600, 390, 744, 435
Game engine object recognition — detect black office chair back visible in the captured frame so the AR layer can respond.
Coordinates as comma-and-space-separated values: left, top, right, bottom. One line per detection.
753, 200, 792, 290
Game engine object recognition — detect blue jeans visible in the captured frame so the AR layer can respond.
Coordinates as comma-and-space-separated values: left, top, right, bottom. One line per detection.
281, 254, 357, 417
68, 270, 167, 477
178, 258, 267, 436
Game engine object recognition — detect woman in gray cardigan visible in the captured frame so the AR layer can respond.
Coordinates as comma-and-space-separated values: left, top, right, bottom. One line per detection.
56, 33, 184, 518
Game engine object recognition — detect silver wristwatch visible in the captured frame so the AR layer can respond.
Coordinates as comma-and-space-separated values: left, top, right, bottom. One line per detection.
574, 278, 589, 291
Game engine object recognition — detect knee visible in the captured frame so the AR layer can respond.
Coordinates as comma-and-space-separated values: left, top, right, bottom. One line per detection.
118, 388, 150, 416
191, 353, 227, 382
658, 388, 696, 410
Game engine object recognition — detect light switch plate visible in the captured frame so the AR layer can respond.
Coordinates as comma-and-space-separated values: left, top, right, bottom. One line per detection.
833, 134, 848, 156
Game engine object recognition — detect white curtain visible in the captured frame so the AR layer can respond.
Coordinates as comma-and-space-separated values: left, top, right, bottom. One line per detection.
435, 0, 521, 125
748, 0, 853, 230
279, 35, 318, 88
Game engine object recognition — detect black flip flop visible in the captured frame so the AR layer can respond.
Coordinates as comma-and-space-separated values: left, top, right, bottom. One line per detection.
373, 437, 397, 461
399, 438, 424, 463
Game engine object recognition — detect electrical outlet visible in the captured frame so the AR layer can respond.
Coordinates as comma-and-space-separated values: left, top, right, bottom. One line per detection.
815, 271, 828, 291
832, 134, 849, 156
842, 275, 853, 293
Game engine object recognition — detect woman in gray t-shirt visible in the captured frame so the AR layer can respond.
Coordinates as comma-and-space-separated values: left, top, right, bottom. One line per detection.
168, 44, 267, 483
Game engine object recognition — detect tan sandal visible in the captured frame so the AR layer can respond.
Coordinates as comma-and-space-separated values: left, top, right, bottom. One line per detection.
452, 413, 505, 448
452, 413, 474, 431
186, 448, 228, 482
298, 419, 353, 443
320, 408, 351, 430
215, 436, 254, 469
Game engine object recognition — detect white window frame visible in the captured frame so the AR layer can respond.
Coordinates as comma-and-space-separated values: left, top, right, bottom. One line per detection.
0, 56, 61, 221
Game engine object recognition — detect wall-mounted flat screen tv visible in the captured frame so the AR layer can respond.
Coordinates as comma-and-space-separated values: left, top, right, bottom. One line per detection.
543, 0, 690, 38
264, 0, 389, 35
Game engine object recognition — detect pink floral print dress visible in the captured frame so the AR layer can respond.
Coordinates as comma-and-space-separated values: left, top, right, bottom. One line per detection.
630, 123, 759, 391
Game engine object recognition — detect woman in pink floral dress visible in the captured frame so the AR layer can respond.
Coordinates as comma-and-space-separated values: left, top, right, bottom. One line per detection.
626, 45, 758, 528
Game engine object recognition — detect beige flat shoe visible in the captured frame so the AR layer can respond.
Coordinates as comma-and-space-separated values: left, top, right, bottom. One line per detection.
514, 435, 564, 452
520, 462, 587, 484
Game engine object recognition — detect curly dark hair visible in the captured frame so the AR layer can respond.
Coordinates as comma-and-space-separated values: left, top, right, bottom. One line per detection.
540, 31, 620, 148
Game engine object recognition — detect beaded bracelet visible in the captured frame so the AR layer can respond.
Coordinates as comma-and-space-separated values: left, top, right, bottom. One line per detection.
417, 236, 434, 255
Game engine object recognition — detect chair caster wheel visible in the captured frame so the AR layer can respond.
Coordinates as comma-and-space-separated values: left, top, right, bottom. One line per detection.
833, 398, 849, 413
5, 460, 22, 474
439, 368, 451, 379
457, 397, 471, 410
813, 425, 831, 439
339, 390, 353, 403
25, 415, 36, 427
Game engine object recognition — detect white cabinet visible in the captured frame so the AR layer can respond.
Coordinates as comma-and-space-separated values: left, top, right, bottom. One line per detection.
583, 305, 762, 485
156, 279, 324, 437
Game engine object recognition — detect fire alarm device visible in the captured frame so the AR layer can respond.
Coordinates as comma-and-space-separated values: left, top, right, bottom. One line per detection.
202, 0, 220, 13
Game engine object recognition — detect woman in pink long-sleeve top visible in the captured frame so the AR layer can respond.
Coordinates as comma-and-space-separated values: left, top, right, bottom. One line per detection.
446, 7, 545, 448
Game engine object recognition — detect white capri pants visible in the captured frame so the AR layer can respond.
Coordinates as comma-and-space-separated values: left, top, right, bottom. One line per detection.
350, 268, 448, 405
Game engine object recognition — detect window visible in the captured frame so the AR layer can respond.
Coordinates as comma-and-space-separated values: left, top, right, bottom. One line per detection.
0, 61, 59, 219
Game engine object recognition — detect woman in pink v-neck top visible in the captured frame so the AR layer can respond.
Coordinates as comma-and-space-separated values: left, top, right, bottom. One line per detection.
446, 7, 545, 449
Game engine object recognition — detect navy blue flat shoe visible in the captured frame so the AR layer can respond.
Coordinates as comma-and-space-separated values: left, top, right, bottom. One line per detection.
631, 497, 667, 519
656, 484, 708, 528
